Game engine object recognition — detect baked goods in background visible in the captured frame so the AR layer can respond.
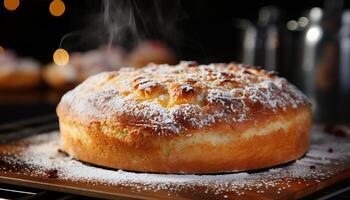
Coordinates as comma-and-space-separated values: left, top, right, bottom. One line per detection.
43, 47, 126, 90
44, 41, 177, 90
0, 51, 41, 91
57, 61, 311, 174
128, 40, 177, 67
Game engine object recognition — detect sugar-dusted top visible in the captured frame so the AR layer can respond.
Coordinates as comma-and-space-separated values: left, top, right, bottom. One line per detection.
57, 61, 309, 135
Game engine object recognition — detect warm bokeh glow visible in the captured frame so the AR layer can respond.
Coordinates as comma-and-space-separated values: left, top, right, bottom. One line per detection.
4, 0, 20, 11
53, 48, 69, 66
0, 46, 4, 54
49, 0, 65, 17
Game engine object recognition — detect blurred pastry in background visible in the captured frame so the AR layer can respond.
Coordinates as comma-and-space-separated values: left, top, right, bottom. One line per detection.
43, 47, 126, 90
0, 50, 41, 91
128, 40, 177, 67
43, 41, 178, 91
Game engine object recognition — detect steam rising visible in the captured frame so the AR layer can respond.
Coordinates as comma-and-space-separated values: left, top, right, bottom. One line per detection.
102, 0, 138, 49
101, 0, 184, 50
59, 0, 185, 53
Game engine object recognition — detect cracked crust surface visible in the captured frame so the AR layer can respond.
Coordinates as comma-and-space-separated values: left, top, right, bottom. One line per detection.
57, 62, 312, 173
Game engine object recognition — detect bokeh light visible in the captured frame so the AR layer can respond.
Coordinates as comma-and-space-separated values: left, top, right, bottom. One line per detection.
49, 0, 65, 17
3, 0, 20, 11
53, 48, 69, 66
306, 27, 322, 43
298, 17, 309, 28
0, 46, 4, 54
286, 20, 298, 31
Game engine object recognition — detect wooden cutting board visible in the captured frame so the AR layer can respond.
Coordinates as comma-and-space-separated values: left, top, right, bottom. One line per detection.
0, 125, 349, 200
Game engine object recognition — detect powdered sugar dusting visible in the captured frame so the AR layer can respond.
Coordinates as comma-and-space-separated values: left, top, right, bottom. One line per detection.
2, 126, 349, 198
58, 62, 308, 135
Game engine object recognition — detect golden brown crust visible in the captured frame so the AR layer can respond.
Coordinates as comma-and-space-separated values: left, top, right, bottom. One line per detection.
59, 106, 311, 173
57, 62, 312, 173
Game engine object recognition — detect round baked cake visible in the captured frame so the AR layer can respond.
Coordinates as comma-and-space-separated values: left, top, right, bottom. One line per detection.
57, 61, 311, 174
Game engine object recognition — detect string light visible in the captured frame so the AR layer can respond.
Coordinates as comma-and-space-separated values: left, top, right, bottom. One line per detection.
53, 48, 69, 66
3, 0, 20, 11
49, 0, 65, 17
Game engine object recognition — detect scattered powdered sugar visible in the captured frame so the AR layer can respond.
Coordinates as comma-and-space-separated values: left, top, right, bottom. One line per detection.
58, 62, 308, 135
2, 126, 349, 198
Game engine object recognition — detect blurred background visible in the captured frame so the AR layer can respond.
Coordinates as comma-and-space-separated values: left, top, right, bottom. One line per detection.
0, 0, 349, 124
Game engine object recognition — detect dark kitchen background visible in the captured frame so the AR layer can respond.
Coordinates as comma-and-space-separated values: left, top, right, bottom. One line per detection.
0, 0, 350, 124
